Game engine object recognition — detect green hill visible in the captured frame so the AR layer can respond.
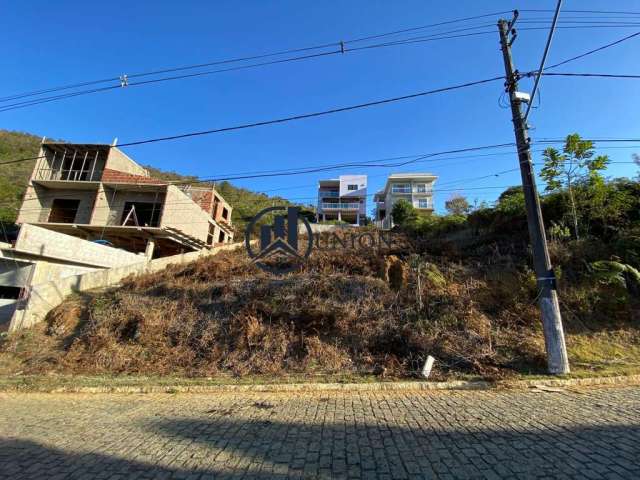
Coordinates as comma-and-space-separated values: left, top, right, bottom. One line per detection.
0, 129, 310, 233
0, 130, 41, 223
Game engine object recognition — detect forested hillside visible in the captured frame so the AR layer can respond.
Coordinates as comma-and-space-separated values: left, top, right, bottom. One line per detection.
0, 130, 40, 223
0, 130, 308, 233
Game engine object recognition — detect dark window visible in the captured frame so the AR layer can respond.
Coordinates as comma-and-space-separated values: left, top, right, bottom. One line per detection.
222, 207, 229, 220
218, 230, 225, 243
48, 199, 80, 223
347, 184, 358, 191
206, 224, 215, 246
0, 286, 21, 299
121, 202, 162, 227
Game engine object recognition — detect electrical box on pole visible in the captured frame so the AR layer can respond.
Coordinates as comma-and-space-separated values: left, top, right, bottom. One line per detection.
497, 12, 570, 374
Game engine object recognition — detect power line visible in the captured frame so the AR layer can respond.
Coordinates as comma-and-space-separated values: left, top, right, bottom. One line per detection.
9, 144, 638, 212
523, 30, 640, 77
523, 0, 563, 123
520, 9, 640, 16
116, 77, 505, 148
0, 24, 501, 114
4, 142, 518, 208
541, 72, 640, 79
0, 10, 513, 106
4, 21, 640, 113
0, 154, 45, 166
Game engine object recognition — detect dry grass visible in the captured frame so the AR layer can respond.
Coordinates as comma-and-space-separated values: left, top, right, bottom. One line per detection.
1, 233, 638, 380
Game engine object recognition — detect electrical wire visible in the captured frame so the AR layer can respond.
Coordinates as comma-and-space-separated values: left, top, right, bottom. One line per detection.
523, 0, 563, 123
522, 30, 640, 78
0, 24, 500, 114
5, 18, 640, 113
1, 11, 512, 105
116, 77, 505, 148
541, 72, 640, 79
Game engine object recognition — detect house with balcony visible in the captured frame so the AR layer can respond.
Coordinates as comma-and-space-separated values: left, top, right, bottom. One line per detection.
374, 173, 438, 229
316, 175, 367, 225
16, 140, 235, 259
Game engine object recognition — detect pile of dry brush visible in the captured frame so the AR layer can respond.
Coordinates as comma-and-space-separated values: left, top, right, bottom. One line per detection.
3, 231, 635, 379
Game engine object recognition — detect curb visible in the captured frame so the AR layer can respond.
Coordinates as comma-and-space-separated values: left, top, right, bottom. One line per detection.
2, 374, 640, 394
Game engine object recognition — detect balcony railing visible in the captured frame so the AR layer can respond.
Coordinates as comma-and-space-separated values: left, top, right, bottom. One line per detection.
318, 190, 339, 197
391, 185, 433, 194
321, 202, 360, 210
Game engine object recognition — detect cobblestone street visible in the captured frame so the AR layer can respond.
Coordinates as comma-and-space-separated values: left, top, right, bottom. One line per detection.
1, 385, 639, 479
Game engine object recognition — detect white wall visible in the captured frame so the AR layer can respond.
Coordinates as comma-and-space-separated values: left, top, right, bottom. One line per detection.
15, 224, 143, 268
339, 175, 367, 215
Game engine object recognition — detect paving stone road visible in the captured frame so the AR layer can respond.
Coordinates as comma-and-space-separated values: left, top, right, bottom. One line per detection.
1, 385, 639, 479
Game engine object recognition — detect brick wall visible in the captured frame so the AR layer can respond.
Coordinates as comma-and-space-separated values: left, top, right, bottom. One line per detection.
101, 168, 167, 185
188, 190, 213, 214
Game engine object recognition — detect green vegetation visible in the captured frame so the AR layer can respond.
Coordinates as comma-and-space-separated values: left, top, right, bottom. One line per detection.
0, 130, 41, 223
0, 129, 309, 234
391, 199, 417, 225
541, 133, 610, 239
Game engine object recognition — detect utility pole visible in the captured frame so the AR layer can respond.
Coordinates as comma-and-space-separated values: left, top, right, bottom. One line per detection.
497, 13, 570, 374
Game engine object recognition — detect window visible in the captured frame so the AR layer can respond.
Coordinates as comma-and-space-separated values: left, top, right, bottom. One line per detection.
418, 199, 430, 209
0, 286, 21, 300
391, 183, 411, 193
48, 199, 80, 223
222, 207, 229, 220
206, 224, 215, 246
415, 184, 428, 193
347, 184, 358, 191
121, 201, 162, 227
218, 230, 226, 243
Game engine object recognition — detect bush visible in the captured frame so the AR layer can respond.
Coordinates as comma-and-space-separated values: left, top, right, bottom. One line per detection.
391, 199, 417, 226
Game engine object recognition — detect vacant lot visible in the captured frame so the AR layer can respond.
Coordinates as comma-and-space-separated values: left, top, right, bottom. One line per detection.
2, 231, 638, 381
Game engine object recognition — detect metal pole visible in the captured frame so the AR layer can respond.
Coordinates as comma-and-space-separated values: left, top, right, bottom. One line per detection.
79, 151, 89, 181
90, 150, 99, 181
498, 17, 570, 374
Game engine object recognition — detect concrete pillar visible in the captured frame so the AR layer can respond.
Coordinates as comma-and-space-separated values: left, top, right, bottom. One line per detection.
145, 239, 155, 260
338, 211, 341, 222
322, 213, 326, 222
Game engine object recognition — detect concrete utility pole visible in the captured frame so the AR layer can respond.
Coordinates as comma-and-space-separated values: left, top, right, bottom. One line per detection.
497, 14, 570, 374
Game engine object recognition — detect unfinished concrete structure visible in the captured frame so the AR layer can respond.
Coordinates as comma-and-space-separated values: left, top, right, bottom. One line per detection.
0, 224, 145, 327
16, 141, 234, 258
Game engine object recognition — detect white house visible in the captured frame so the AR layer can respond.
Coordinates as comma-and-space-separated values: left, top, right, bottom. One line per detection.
316, 175, 367, 225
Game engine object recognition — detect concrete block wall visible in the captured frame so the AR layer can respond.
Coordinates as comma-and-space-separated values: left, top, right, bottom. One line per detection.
91, 189, 166, 227
105, 148, 149, 177
15, 224, 143, 268
8, 242, 244, 332
17, 185, 96, 225
160, 185, 212, 242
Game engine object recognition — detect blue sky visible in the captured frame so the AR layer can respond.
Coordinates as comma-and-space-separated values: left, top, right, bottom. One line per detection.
2, 0, 639, 214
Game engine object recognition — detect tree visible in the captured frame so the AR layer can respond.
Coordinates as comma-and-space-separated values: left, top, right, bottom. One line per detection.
496, 186, 525, 216
444, 194, 470, 216
540, 133, 609, 239
633, 153, 640, 179
391, 199, 417, 226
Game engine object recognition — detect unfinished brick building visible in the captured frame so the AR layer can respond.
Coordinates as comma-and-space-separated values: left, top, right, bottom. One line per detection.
16, 140, 234, 258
